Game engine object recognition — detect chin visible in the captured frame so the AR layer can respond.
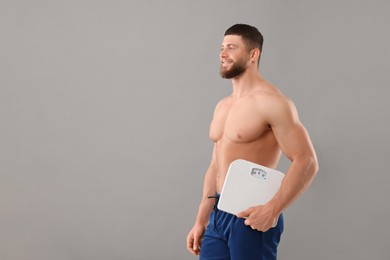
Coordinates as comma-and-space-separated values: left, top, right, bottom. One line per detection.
220, 68, 231, 79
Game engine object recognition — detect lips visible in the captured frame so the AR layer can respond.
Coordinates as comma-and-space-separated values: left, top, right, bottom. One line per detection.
221, 60, 233, 67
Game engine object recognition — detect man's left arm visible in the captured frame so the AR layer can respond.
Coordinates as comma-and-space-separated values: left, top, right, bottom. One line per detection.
237, 96, 319, 231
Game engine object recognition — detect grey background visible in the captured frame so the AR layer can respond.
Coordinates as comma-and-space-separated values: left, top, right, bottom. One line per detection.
1, 0, 389, 259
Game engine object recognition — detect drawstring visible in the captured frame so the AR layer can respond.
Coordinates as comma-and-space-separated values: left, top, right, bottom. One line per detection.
207, 195, 219, 210
208, 195, 220, 230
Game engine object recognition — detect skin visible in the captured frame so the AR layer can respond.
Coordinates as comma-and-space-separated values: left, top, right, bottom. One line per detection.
186, 34, 319, 256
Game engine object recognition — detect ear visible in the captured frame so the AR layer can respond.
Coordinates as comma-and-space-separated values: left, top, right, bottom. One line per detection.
250, 48, 260, 63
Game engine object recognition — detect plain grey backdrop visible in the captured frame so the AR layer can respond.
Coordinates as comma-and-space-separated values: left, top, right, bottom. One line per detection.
1, 0, 389, 259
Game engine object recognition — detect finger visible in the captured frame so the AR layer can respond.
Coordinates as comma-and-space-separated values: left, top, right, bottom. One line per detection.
193, 235, 203, 255
236, 207, 253, 218
186, 236, 196, 255
193, 236, 199, 252
261, 226, 271, 232
196, 238, 202, 255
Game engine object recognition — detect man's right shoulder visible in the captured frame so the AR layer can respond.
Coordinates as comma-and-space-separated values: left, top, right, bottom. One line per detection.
217, 96, 232, 105
212, 96, 232, 116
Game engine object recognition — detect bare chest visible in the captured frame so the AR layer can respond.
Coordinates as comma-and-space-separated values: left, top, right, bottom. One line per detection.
210, 100, 270, 143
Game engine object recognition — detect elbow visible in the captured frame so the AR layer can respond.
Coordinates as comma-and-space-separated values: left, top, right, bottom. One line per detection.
300, 156, 318, 190
297, 154, 318, 180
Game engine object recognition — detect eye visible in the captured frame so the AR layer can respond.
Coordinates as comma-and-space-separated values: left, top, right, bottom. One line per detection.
227, 45, 236, 50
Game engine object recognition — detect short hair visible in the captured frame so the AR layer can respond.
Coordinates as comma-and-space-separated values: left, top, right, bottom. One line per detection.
224, 24, 264, 54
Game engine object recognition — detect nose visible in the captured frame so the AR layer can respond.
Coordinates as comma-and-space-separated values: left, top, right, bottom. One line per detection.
220, 49, 228, 60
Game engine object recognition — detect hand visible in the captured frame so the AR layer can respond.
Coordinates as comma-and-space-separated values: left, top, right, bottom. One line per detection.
186, 223, 206, 255
236, 204, 278, 232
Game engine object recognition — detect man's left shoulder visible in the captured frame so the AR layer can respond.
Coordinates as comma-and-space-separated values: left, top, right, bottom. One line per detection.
252, 87, 293, 110
253, 89, 299, 126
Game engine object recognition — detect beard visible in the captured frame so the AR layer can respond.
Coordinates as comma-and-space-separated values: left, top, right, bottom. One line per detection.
220, 58, 247, 79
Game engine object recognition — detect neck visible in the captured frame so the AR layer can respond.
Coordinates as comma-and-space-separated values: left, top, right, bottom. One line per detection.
231, 67, 262, 97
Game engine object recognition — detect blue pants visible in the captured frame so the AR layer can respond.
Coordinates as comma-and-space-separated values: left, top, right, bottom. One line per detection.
200, 195, 284, 260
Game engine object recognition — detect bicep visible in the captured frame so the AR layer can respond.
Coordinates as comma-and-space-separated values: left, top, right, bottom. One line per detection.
208, 143, 218, 172
202, 143, 218, 196
274, 123, 314, 162
269, 99, 315, 162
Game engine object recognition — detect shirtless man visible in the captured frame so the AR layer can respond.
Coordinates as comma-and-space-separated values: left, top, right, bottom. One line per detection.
186, 24, 319, 259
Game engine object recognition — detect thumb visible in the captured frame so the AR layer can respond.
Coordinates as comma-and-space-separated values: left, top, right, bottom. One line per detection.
236, 207, 253, 218
193, 235, 199, 251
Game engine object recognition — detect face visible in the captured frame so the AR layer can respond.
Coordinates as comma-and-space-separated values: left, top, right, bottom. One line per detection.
219, 35, 251, 79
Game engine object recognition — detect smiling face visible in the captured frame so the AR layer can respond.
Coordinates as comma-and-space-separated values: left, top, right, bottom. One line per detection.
219, 35, 252, 79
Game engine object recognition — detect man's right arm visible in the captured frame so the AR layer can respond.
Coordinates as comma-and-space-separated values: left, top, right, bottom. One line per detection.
196, 144, 218, 224
186, 144, 218, 255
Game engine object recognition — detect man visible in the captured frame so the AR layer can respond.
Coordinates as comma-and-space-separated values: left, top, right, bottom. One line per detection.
186, 24, 319, 259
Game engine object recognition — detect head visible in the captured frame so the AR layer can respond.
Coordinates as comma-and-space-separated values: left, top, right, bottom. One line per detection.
220, 24, 264, 79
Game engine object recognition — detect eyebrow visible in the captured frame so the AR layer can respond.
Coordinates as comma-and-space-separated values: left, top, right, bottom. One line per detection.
221, 43, 238, 49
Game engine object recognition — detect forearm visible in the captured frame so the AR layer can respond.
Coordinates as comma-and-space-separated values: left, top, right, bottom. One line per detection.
194, 197, 214, 226
270, 155, 318, 214
194, 164, 217, 226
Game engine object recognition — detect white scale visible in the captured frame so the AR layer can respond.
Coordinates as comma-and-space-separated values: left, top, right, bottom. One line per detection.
217, 159, 285, 227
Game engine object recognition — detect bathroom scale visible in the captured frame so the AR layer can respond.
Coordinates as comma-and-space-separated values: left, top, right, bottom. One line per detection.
217, 159, 285, 226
